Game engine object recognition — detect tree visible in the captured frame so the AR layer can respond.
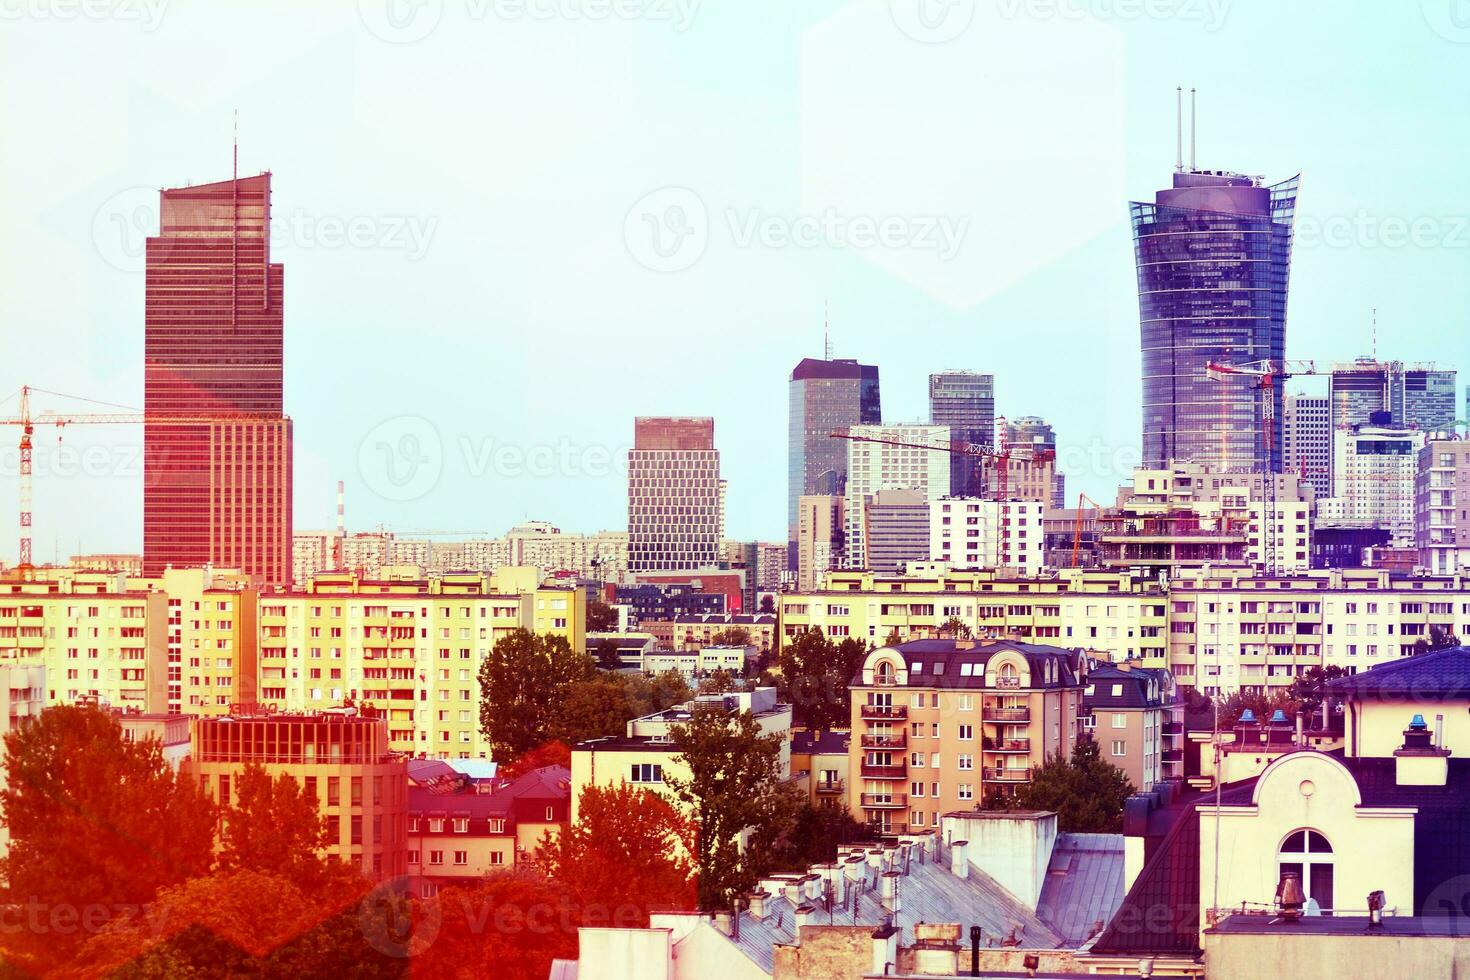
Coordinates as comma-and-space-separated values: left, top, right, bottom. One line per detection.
941, 616, 971, 639
0, 704, 216, 965
667, 707, 793, 908
1286, 665, 1349, 721
777, 629, 868, 730
479, 629, 594, 761
883, 627, 903, 648
761, 801, 865, 870
555, 675, 643, 744
594, 637, 624, 671
535, 783, 695, 925
500, 741, 572, 780
759, 595, 776, 614
697, 669, 740, 695
218, 764, 333, 892
411, 871, 580, 980
586, 598, 619, 633
709, 626, 752, 647
1415, 625, 1462, 655
1012, 741, 1136, 832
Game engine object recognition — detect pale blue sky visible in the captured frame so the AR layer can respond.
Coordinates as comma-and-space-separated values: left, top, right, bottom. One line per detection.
1, 0, 1467, 561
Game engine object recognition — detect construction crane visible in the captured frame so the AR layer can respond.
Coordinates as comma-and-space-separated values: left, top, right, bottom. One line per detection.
0, 385, 281, 577
828, 430, 1055, 570
1070, 492, 1103, 568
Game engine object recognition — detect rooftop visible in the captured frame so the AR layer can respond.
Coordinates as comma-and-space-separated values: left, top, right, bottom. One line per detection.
1325, 645, 1470, 699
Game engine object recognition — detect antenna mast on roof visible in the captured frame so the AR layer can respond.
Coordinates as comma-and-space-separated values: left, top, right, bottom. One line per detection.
1175, 87, 1183, 173
824, 300, 832, 360
1190, 88, 1197, 171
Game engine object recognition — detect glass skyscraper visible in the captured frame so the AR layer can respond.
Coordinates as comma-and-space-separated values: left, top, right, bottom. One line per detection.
928, 371, 994, 497
788, 357, 880, 567
1131, 170, 1299, 473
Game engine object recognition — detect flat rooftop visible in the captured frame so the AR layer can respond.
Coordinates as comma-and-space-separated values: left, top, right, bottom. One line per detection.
1207, 914, 1470, 938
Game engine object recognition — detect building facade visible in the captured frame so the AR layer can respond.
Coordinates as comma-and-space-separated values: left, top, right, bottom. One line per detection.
1131, 170, 1299, 472
863, 489, 932, 574
1324, 425, 1426, 545
788, 357, 881, 568
144, 173, 292, 586
795, 494, 845, 592
928, 371, 994, 497
1328, 358, 1458, 438
627, 417, 721, 573
1283, 394, 1331, 498
930, 498, 1046, 576
843, 425, 950, 571
1417, 439, 1470, 575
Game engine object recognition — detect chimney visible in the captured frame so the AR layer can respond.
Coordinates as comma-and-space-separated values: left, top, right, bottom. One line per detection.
713, 911, 733, 936
881, 871, 902, 911
844, 855, 866, 888
804, 874, 822, 901
871, 920, 899, 976
1395, 713, 1450, 786
950, 839, 970, 879
794, 904, 814, 944
748, 890, 768, 920
867, 849, 884, 874
784, 881, 803, 907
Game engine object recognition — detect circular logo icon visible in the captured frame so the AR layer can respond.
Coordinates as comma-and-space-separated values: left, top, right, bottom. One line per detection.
889, 0, 975, 44
1422, 0, 1470, 43
358, 0, 445, 44
358, 416, 443, 503
623, 187, 709, 273
358, 877, 443, 957
92, 186, 159, 273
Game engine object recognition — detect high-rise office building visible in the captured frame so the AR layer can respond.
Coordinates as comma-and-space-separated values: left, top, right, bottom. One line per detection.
1322, 425, 1426, 545
796, 494, 845, 592
1004, 416, 1064, 506
928, 372, 994, 497
863, 489, 932, 574
144, 173, 292, 585
788, 357, 881, 568
843, 424, 950, 570
1131, 168, 1299, 473
1283, 394, 1331, 498
1328, 359, 1458, 434
628, 417, 721, 572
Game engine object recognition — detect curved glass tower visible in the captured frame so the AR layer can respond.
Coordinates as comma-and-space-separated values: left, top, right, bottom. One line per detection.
1131, 170, 1299, 473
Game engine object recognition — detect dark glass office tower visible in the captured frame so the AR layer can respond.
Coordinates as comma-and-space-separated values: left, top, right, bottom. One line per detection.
1131, 170, 1299, 473
928, 371, 994, 497
788, 358, 880, 567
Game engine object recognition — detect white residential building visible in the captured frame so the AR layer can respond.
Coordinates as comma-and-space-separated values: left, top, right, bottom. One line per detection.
929, 497, 1045, 575
1325, 426, 1426, 545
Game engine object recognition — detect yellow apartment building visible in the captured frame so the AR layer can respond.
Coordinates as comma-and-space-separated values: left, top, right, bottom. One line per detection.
849, 639, 1084, 834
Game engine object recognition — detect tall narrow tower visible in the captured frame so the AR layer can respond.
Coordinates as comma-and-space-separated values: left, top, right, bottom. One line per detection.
144, 172, 292, 585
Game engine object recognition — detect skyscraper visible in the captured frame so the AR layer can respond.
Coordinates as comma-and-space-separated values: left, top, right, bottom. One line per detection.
1282, 394, 1330, 498
1328, 359, 1458, 433
627, 417, 721, 572
928, 371, 994, 497
788, 357, 880, 567
144, 172, 292, 585
1001, 416, 1064, 507
1131, 167, 1299, 473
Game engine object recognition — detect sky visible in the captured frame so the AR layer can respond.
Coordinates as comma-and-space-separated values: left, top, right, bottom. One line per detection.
1, 0, 1468, 562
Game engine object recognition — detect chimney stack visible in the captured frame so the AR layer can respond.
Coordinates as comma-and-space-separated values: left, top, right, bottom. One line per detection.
747, 890, 768, 920
950, 839, 970, 879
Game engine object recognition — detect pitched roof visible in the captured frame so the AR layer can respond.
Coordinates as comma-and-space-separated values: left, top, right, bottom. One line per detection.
791, 730, 851, 755
1035, 834, 1127, 946
1325, 646, 1470, 699
1084, 666, 1167, 710
866, 639, 1081, 689
408, 765, 571, 818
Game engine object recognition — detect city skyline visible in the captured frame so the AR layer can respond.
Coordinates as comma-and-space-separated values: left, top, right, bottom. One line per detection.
3, 4, 1470, 562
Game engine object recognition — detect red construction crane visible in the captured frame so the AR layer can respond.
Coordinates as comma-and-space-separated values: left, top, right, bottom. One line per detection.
828, 430, 1055, 570
1070, 492, 1103, 568
0, 385, 280, 577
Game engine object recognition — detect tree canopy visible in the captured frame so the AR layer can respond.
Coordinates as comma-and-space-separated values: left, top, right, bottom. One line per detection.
777, 628, 868, 731
1009, 740, 1136, 832
479, 629, 594, 761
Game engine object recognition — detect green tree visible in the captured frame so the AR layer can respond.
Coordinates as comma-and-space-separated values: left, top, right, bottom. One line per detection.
941, 616, 971, 639
479, 629, 594, 761
1012, 740, 1136, 832
667, 707, 793, 908
594, 636, 624, 671
412, 870, 579, 980
555, 674, 642, 744
697, 669, 740, 695
709, 626, 752, 647
500, 740, 572, 780
535, 783, 695, 925
1415, 625, 1462, 655
777, 629, 868, 730
759, 595, 776, 614
218, 764, 333, 892
883, 627, 903, 648
586, 598, 620, 633
0, 704, 216, 965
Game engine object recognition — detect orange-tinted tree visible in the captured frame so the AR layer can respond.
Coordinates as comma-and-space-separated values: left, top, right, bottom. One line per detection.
410, 871, 579, 980
536, 783, 695, 925
499, 740, 572, 780
218, 763, 333, 892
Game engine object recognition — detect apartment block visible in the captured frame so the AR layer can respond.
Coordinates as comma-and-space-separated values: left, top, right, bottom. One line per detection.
1081, 662, 1180, 791
930, 498, 1045, 576
780, 568, 1169, 666
1323, 425, 1425, 545
844, 424, 951, 570
1417, 439, 1470, 575
188, 712, 407, 880
1282, 394, 1331, 499
796, 494, 845, 592
849, 639, 1084, 833
628, 417, 722, 572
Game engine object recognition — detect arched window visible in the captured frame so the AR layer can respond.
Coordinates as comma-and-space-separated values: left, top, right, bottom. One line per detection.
999, 662, 1019, 684
1279, 829, 1334, 914
875, 660, 895, 686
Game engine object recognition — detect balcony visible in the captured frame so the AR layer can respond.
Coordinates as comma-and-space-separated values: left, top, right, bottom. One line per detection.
861, 704, 907, 721
815, 779, 845, 795
983, 705, 1030, 723
860, 733, 907, 750
983, 738, 1031, 753
863, 822, 908, 838
859, 763, 907, 779
983, 767, 1031, 783
859, 793, 907, 809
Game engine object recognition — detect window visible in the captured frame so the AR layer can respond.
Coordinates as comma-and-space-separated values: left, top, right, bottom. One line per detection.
429, 850, 444, 866
407, 850, 419, 865
630, 763, 663, 783
1279, 830, 1334, 913
453, 818, 469, 833
1111, 740, 1126, 757
958, 724, 973, 741
957, 754, 973, 770
490, 852, 505, 866
958, 694, 974, 711
453, 850, 468, 866
1112, 713, 1127, 729
957, 784, 973, 801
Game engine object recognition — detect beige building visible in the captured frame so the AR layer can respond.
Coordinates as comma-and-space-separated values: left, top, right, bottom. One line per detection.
1417, 439, 1470, 575
187, 711, 407, 880
848, 639, 1084, 833
0, 663, 45, 857
795, 494, 845, 592
1082, 662, 1180, 791
788, 729, 850, 807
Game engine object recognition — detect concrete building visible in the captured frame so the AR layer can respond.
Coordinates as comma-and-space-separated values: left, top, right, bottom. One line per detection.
844, 425, 950, 571
642, 613, 776, 655
1081, 662, 1179, 791
929, 498, 1045, 576
638, 645, 757, 682
406, 763, 569, 898
788, 357, 882, 569
0, 664, 45, 857
789, 729, 850, 807
1283, 393, 1331, 499
1328, 358, 1458, 439
187, 711, 407, 880
1324, 424, 1426, 545
928, 371, 994, 497
1417, 439, 1470, 575
628, 418, 722, 573
848, 640, 1084, 832
862, 489, 931, 574
795, 494, 845, 592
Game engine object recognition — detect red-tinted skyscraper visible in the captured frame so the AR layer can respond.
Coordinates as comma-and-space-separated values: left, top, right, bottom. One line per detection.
144, 173, 292, 585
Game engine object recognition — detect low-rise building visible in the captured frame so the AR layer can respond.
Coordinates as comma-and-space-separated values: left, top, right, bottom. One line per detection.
639, 645, 757, 682
789, 729, 850, 807
1082, 662, 1180, 791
